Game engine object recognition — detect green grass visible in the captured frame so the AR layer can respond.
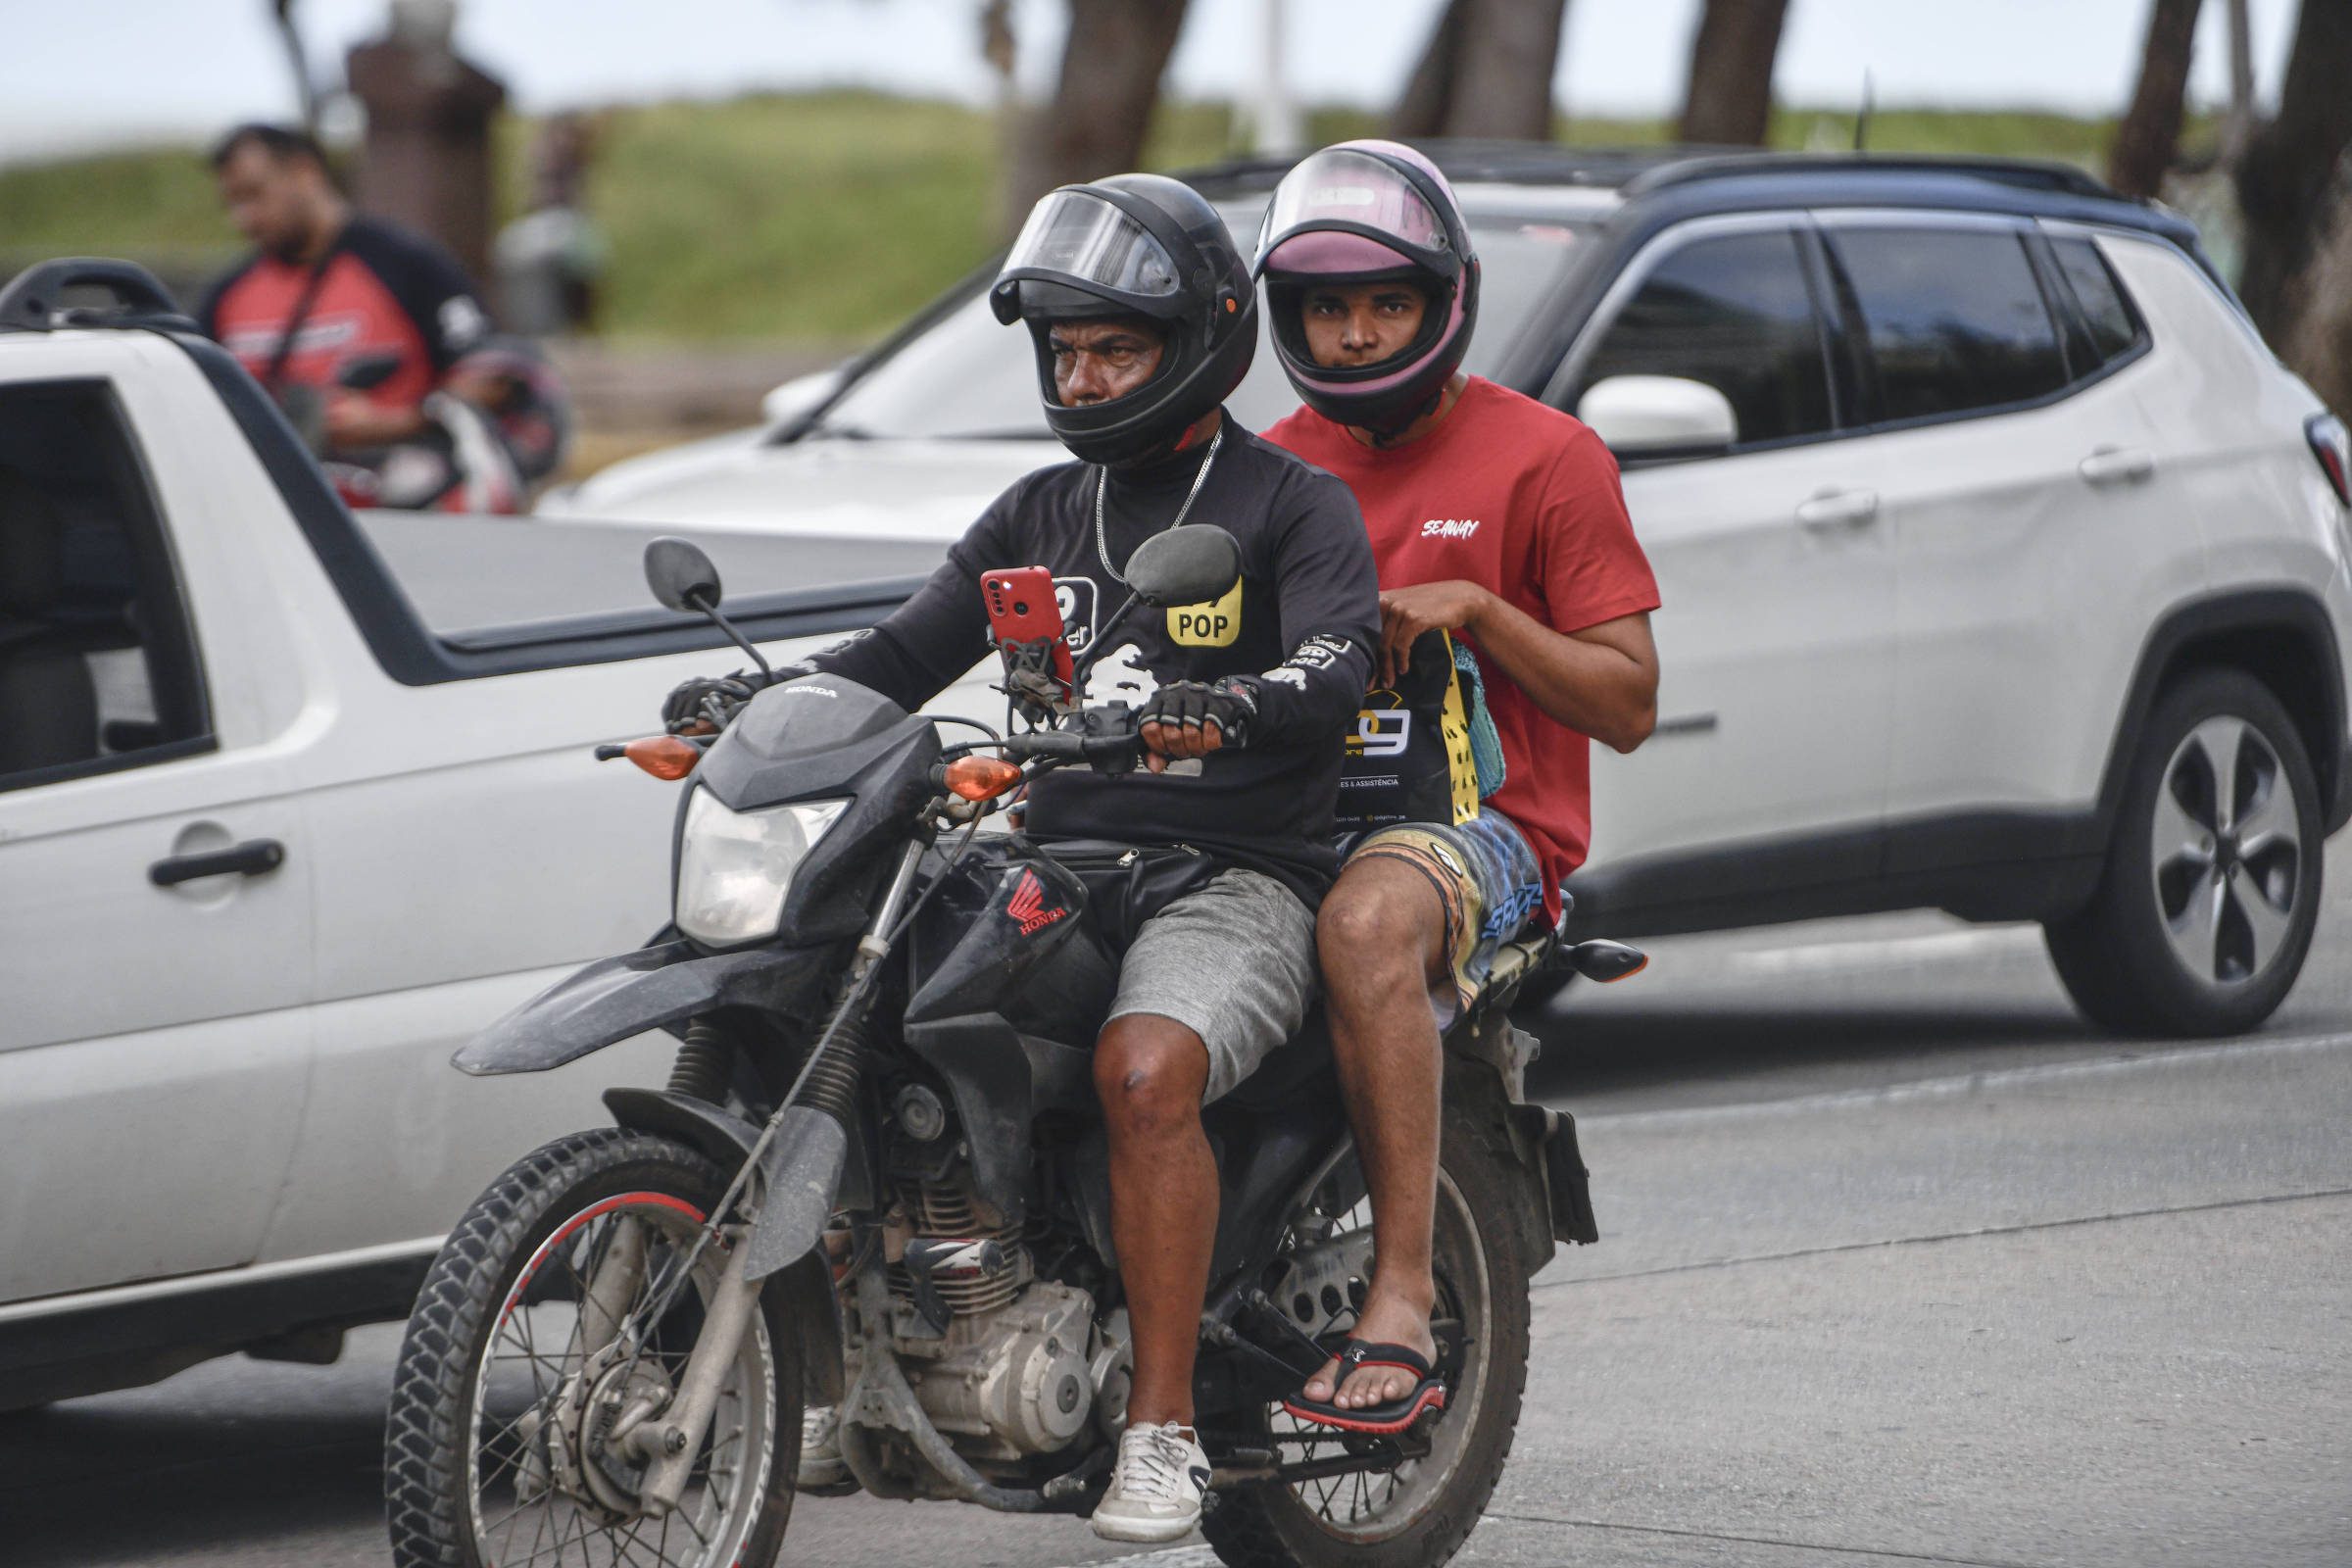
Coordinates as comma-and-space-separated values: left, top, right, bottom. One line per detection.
0, 92, 2150, 346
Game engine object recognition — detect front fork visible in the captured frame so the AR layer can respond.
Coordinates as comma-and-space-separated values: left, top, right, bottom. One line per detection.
592, 839, 929, 1517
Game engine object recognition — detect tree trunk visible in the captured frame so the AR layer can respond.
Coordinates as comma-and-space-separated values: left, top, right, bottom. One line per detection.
1389, 0, 1467, 139
1004, 0, 1191, 233
1389, 0, 1567, 142
1677, 0, 1789, 147
2108, 0, 2204, 198
270, 0, 317, 132
2289, 202, 2352, 419
2236, 0, 2352, 343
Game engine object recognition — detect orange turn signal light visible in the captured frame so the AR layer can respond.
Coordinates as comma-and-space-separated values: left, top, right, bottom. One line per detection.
945, 755, 1023, 802
624, 734, 702, 781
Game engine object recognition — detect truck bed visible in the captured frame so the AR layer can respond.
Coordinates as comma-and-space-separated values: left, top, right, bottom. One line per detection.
355, 512, 947, 639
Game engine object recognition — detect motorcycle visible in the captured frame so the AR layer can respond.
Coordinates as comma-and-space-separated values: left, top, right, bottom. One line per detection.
383, 528, 1645, 1568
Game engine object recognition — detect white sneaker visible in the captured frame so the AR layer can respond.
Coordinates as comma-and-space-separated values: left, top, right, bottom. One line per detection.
797, 1402, 851, 1491
1090, 1419, 1210, 1543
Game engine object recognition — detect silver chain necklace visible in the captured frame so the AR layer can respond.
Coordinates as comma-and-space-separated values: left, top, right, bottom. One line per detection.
1095, 426, 1223, 585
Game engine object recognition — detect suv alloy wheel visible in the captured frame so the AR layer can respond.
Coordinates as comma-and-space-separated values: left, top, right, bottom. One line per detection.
2044, 668, 2323, 1036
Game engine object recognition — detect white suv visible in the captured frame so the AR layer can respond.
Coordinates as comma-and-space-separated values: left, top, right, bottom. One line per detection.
554, 148, 2352, 1036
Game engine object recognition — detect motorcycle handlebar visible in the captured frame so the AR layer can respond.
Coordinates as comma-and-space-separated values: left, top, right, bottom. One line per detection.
1001, 716, 1141, 763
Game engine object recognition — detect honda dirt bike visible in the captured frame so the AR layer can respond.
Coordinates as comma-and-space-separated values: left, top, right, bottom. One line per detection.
383, 528, 1644, 1568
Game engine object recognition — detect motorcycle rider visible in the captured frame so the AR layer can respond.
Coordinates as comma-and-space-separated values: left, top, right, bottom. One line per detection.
1256, 142, 1661, 1428
666, 173, 1379, 1543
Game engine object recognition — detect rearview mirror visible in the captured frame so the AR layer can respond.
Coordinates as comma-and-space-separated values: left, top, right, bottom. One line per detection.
646, 536, 723, 612
1577, 374, 1738, 455
1125, 525, 1242, 610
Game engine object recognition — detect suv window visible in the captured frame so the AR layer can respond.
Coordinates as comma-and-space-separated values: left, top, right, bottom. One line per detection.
0, 381, 209, 790
1576, 228, 1835, 446
2049, 235, 2143, 366
1828, 226, 2068, 422
809, 207, 1598, 442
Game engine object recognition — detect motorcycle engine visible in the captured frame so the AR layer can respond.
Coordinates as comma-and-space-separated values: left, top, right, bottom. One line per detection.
881, 1181, 1128, 1460
900, 1280, 1100, 1460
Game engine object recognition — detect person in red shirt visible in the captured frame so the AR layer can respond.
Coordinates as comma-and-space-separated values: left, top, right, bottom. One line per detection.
1257, 141, 1661, 1430
197, 122, 491, 459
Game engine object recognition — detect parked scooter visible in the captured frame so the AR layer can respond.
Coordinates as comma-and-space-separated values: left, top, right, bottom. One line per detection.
383, 530, 1643, 1568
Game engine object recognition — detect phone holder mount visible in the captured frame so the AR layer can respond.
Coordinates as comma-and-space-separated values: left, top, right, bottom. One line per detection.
996, 636, 1077, 726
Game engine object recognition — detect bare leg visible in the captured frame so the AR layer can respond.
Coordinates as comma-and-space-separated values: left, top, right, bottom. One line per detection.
1301, 857, 1450, 1410
1095, 1013, 1217, 1427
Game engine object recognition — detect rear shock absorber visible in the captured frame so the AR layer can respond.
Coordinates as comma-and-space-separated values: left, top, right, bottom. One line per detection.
666, 1018, 733, 1103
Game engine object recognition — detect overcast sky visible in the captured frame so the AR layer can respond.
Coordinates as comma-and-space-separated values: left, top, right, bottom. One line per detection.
0, 0, 2305, 165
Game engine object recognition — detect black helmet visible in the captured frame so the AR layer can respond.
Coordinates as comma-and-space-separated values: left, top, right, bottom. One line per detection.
1253, 140, 1479, 438
990, 172, 1256, 466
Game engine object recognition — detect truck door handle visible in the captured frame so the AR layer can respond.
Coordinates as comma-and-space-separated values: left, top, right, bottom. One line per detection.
1795, 488, 1880, 530
2078, 445, 2155, 486
150, 838, 286, 886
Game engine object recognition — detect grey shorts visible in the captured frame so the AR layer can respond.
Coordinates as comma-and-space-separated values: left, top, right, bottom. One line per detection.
1106, 867, 1319, 1103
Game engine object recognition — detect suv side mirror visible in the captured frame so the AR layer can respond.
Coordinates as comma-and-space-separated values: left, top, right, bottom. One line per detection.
1578, 375, 1738, 456
1125, 525, 1242, 610
646, 536, 723, 612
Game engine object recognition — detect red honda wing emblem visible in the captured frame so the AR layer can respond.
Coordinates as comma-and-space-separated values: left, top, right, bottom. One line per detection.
1005, 870, 1066, 936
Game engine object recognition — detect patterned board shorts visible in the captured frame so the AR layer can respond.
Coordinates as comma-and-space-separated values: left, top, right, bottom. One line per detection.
1340, 811, 1546, 1025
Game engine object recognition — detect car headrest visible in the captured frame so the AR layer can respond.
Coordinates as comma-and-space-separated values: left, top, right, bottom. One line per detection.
0, 466, 66, 620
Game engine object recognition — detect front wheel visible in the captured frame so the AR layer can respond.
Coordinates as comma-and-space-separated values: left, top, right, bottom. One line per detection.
2046, 668, 2323, 1037
1201, 1102, 1534, 1568
385, 1129, 802, 1568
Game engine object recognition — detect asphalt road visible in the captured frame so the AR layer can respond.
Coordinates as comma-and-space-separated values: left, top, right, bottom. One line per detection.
9, 897, 2350, 1568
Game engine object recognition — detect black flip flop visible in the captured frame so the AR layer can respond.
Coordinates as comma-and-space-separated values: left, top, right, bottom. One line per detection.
1282, 1340, 1446, 1434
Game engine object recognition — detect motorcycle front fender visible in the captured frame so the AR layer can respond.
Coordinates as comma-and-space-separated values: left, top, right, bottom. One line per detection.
454, 938, 836, 1075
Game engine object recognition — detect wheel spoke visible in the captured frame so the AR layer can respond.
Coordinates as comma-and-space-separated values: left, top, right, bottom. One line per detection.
2234, 758, 2297, 858
2150, 771, 2214, 874
2161, 859, 2225, 981
2187, 717, 2245, 834
2229, 862, 2293, 973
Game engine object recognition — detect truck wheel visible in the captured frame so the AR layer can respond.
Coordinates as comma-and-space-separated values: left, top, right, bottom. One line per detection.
2046, 668, 2322, 1037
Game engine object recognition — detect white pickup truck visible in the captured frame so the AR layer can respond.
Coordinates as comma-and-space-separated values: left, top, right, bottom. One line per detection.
0, 263, 969, 1406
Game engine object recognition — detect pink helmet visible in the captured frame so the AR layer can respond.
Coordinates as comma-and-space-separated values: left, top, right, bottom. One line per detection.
1252, 140, 1480, 437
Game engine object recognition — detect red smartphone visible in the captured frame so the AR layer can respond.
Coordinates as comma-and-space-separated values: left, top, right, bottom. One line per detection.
981, 564, 1074, 696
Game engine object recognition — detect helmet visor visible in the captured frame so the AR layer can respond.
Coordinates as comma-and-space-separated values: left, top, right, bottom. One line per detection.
1001, 189, 1183, 304
1257, 148, 1450, 271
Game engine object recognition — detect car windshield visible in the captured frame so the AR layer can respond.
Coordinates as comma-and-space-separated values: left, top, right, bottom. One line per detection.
808, 198, 1597, 441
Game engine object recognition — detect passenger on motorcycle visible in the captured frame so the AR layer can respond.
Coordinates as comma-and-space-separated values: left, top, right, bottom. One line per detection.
668, 173, 1380, 1543
1256, 142, 1661, 1430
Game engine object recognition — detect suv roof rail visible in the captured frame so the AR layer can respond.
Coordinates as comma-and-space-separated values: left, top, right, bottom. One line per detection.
0, 258, 196, 334
1174, 139, 1746, 196
1621, 152, 2123, 201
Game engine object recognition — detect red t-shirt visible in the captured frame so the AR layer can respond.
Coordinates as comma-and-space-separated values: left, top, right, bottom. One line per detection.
198, 216, 488, 416
1264, 377, 1659, 918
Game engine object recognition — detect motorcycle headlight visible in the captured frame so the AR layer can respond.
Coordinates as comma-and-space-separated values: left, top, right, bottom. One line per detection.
674, 790, 850, 948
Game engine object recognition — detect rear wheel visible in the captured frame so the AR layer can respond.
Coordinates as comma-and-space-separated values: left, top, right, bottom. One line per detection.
1201, 1103, 1532, 1568
385, 1129, 802, 1568
2046, 668, 2322, 1037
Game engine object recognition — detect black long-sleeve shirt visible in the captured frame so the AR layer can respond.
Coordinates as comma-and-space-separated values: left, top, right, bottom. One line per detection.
808, 418, 1379, 902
